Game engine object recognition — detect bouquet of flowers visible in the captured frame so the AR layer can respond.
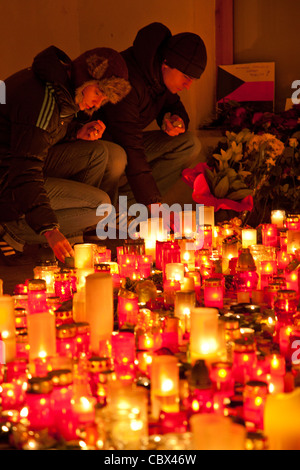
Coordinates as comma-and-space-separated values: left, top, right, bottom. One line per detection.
183, 125, 299, 226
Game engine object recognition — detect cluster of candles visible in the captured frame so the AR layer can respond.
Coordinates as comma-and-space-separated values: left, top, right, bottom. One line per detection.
0, 208, 300, 450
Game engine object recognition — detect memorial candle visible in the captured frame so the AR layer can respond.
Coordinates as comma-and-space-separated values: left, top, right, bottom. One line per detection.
27, 310, 56, 362
271, 210, 286, 228
150, 354, 179, 419
118, 290, 139, 329
242, 229, 257, 248
285, 269, 299, 292
190, 414, 246, 450
190, 308, 220, 363
85, 272, 114, 355
243, 380, 268, 431
33, 260, 59, 294
262, 224, 278, 247
0, 295, 16, 362
74, 243, 95, 269
285, 214, 300, 231
25, 376, 54, 431
203, 278, 224, 309
165, 262, 185, 283
260, 260, 277, 289
268, 354, 285, 394
264, 388, 300, 450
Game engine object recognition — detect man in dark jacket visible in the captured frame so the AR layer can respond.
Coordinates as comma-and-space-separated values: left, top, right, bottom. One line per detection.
0, 46, 131, 264
98, 22, 207, 214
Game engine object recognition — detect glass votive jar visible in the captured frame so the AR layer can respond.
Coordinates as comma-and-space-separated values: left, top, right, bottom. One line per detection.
261, 224, 278, 247
54, 270, 73, 302
219, 315, 241, 362
27, 279, 48, 314
25, 376, 54, 431
243, 380, 268, 431
174, 290, 196, 339
232, 338, 257, 384
203, 278, 224, 309
263, 283, 282, 309
285, 269, 299, 292
242, 229, 257, 248
165, 263, 185, 283
159, 410, 188, 435
209, 361, 235, 398
117, 290, 139, 329
286, 214, 300, 231
74, 243, 95, 269
150, 354, 179, 419
75, 322, 91, 357
56, 323, 77, 358
33, 260, 59, 294
111, 331, 136, 381
271, 210, 286, 229
190, 307, 220, 363
87, 356, 114, 400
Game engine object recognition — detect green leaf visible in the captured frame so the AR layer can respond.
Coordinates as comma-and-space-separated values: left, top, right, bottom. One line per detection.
226, 188, 253, 200
214, 175, 230, 198
230, 179, 248, 190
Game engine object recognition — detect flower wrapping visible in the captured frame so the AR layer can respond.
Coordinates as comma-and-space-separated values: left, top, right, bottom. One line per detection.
182, 162, 253, 212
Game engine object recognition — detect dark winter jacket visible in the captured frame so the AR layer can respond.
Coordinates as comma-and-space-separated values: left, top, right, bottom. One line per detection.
98, 22, 190, 206
0, 46, 78, 234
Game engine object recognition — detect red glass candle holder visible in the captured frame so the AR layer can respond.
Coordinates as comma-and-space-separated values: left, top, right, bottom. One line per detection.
56, 323, 77, 358
54, 270, 73, 302
111, 331, 136, 381
286, 215, 300, 231
27, 279, 48, 314
204, 278, 224, 309
285, 269, 299, 292
232, 338, 257, 384
159, 410, 188, 434
75, 322, 91, 357
273, 289, 298, 346
161, 241, 181, 275
243, 380, 268, 431
25, 376, 54, 430
261, 224, 278, 247
118, 291, 139, 329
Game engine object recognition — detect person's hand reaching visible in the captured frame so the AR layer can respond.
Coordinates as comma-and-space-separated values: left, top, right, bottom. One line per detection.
44, 228, 74, 263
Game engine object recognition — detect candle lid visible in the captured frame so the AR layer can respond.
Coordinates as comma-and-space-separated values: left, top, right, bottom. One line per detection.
88, 356, 113, 373
75, 322, 90, 334
233, 337, 256, 352
56, 323, 77, 339
27, 376, 53, 394
27, 279, 46, 291
189, 360, 212, 390
55, 308, 73, 323
236, 249, 256, 272
48, 369, 73, 387
276, 289, 297, 300
204, 278, 222, 286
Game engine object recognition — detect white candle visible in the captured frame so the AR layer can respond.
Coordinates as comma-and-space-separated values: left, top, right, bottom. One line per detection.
74, 243, 95, 269
190, 307, 220, 362
271, 210, 285, 228
165, 263, 185, 283
85, 272, 114, 354
242, 229, 257, 248
0, 295, 16, 362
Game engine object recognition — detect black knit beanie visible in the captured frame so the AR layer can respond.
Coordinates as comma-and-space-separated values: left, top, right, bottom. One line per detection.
163, 33, 207, 79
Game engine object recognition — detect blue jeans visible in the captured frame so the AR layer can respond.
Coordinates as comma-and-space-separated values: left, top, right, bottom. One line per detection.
3, 139, 127, 250
119, 130, 202, 206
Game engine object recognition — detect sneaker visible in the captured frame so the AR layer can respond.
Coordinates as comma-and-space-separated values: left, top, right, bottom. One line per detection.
0, 240, 34, 266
